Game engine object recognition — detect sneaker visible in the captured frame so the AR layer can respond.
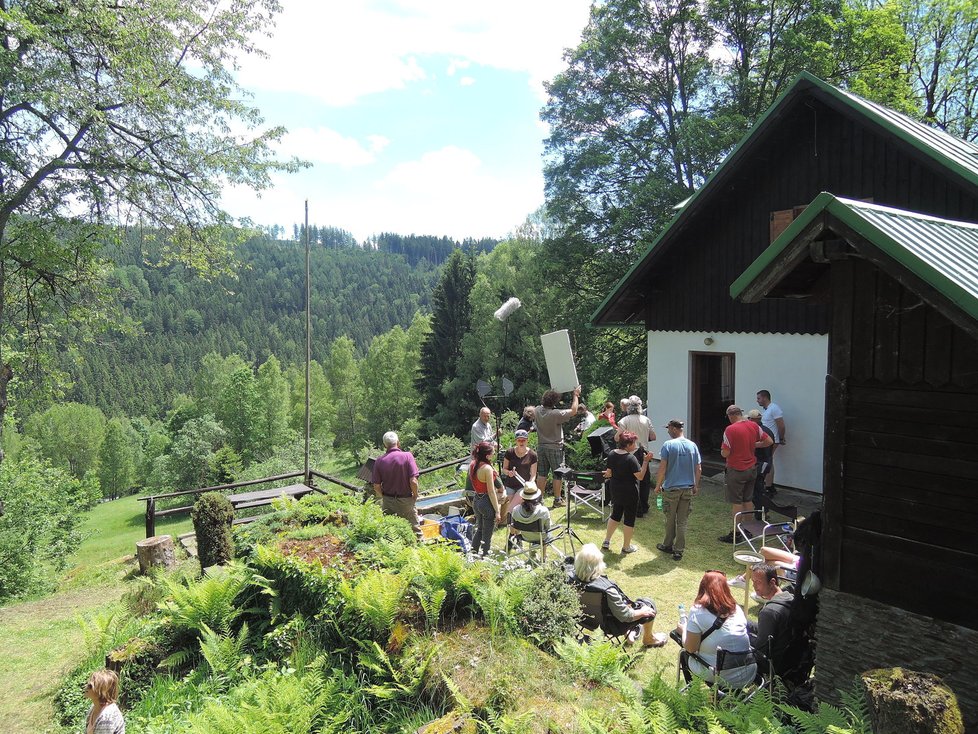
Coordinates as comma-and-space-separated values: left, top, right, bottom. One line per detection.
621, 545, 639, 554
601, 540, 611, 551
672, 551, 683, 561
656, 543, 673, 553
552, 496, 565, 508
728, 574, 746, 589
717, 531, 735, 543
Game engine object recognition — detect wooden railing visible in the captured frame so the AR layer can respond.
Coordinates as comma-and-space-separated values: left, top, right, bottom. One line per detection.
138, 457, 469, 538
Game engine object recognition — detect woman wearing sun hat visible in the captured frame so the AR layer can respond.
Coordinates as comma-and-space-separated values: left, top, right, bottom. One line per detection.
509, 480, 552, 552
502, 429, 537, 515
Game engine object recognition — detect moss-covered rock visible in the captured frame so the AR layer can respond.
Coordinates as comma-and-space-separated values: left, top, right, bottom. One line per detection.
416, 712, 477, 734
861, 667, 964, 734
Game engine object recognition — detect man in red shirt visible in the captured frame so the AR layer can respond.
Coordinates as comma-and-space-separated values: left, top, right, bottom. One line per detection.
719, 405, 773, 543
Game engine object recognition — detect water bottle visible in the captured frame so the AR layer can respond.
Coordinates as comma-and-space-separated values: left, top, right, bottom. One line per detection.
656, 493, 664, 511
678, 603, 687, 631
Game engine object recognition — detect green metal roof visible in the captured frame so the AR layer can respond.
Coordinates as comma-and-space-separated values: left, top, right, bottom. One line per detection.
592, 72, 978, 326
731, 193, 978, 323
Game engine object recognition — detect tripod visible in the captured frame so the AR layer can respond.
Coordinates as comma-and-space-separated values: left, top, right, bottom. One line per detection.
548, 465, 585, 555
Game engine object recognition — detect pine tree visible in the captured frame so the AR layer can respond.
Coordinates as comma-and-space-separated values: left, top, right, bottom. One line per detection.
417, 249, 475, 437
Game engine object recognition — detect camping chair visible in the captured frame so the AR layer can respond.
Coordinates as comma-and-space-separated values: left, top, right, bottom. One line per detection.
566, 471, 607, 520
507, 515, 555, 565
576, 590, 640, 646
670, 631, 768, 704
733, 496, 798, 554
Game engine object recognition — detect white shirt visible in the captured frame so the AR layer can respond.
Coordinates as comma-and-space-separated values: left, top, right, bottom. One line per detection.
761, 402, 784, 442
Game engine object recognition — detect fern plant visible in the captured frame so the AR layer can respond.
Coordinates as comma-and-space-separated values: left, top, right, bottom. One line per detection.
158, 562, 256, 637
180, 669, 330, 734
553, 637, 637, 692
341, 568, 409, 638
356, 639, 438, 703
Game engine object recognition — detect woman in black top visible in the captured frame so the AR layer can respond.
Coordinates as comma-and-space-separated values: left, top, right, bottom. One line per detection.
601, 431, 652, 554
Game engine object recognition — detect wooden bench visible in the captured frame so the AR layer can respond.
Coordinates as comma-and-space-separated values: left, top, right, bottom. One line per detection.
227, 483, 316, 511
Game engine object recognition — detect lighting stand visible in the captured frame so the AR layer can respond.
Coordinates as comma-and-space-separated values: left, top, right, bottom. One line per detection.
548, 465, 584, 555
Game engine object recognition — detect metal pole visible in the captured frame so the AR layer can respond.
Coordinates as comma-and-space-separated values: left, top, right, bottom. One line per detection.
304, 200, 311, 485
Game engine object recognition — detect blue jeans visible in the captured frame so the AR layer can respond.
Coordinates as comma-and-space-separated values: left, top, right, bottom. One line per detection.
471, 493, 496, 556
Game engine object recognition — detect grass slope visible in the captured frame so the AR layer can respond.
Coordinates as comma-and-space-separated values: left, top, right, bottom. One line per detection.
2, 468, 766, 731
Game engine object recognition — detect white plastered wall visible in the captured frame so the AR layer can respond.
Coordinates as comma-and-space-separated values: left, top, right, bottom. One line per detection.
645, 331, 828, 493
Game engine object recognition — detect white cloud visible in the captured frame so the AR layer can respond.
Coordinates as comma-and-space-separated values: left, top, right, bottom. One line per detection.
239, 1, 592, 105
222, 146, 544, 241
447, 58, 470, 76
459, 76, 475, 87
276, 127, 385, 168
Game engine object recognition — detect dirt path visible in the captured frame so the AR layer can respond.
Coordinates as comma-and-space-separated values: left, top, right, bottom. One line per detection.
0, 585, 125, 734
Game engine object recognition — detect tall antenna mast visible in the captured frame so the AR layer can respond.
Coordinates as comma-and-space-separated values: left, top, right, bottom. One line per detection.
304, 200, 311, 485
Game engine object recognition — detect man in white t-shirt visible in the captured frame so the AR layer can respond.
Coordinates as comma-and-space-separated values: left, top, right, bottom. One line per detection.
756, 390, 786, 492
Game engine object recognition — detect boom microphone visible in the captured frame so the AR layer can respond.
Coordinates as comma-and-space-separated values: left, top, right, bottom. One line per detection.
494, 297, 522, 321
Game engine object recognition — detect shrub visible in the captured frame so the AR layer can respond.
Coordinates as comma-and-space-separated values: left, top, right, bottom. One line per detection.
513, 563, 581, 650
250, 544, 344, 621
411, 434, 468, 493
192, 491, 235, 569
0, 456, 99, 600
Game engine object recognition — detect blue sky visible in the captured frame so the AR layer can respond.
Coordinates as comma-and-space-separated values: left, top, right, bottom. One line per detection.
222, 1, 594, 242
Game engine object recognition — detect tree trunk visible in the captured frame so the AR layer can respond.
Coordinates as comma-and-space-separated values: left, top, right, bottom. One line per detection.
0, 362, 11, 465
135, 535, 176, 574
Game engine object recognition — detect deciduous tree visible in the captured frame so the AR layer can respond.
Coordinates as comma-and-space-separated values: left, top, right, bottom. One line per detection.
0, 0, 302, 461
24, 402, 106, 478
98, 418, 136, 499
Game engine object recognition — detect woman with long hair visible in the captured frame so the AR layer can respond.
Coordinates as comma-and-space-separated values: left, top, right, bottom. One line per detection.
469, 440, 502, 556
84, 669, 125, 734
600, 430, 652, 553
681, 570, 757, 687
502, 429, 537, 516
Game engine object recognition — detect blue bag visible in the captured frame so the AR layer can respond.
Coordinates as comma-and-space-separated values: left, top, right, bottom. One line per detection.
440, 514, 473, 554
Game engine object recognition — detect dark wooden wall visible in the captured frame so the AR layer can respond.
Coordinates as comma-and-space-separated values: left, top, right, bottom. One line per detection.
823, 258, 978, 629
641, 92, 978, 334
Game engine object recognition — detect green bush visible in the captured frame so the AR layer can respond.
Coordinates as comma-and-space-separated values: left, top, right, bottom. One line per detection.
192, 491, 235, 569
250, 544, 344, 621
411, 433, 468, 493
0, 455, 100, 600
513, 563, 581, 649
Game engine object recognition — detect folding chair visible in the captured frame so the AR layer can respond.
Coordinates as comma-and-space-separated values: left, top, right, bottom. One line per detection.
566, 472, 607, 520
671, 632, 767, 704
733, 497, 798, 554
507, 516, 555, 565
576, 590, 638, 646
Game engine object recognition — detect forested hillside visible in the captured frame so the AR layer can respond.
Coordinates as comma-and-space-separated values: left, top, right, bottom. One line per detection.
58, 234, 448, 418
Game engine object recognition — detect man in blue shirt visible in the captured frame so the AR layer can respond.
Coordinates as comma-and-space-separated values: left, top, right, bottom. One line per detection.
653, 419, 702, 561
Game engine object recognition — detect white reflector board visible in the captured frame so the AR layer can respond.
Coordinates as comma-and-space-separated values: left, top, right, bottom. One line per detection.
541, 329, 579, 393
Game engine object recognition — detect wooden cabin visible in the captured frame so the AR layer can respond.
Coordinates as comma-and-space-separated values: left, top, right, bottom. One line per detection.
594, 72, 978, 726
592, 72, 978, 493
733, 193, 978, 728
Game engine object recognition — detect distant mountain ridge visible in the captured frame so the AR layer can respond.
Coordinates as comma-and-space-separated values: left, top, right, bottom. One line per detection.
59, 232, 493, 418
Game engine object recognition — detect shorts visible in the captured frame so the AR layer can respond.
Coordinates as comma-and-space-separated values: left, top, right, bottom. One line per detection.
725, 466, 757, 504
537, 445, 564, 477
